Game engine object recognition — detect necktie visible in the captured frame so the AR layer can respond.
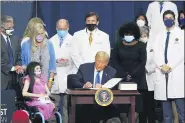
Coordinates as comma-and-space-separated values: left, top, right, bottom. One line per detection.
6, 37, 14, 65
164, 32, 170, 64
59, 38, 63, 47
95, 71, 100, 85
89, 33, 93, 45
159, 2, 163, 13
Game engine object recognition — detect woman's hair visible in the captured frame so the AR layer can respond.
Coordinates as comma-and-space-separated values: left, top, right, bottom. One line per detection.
140, 26, 149, 37
23, 17, 45, 39
135, 14, 148, 26
178, 10, 185, 29
30, 23, 47, 53
119, 22, 141, 40
26, 62, 41, 93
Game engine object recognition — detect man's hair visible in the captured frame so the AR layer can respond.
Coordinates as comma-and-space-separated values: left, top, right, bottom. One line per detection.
85, 12, 99, 21
1, 15, 13, 27
163, 10, 175, 20
56, 19, 69, 28
95, 51, 109, 62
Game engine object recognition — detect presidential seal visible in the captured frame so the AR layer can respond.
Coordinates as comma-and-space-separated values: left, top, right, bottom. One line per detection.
95, 88, 113, 106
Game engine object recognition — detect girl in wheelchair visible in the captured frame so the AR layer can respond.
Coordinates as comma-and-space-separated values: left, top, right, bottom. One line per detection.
22, 61, 56, 122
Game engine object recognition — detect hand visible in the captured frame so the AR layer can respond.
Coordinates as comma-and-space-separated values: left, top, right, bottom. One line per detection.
47, 81, 53, 89
160, 64, 171, 74
57, 58, 69, 64
95, 84, 102, 88
14, 65, 22, 71
16, 67, 24, 74
83, 82, 92, 88
126, 74, 132, 81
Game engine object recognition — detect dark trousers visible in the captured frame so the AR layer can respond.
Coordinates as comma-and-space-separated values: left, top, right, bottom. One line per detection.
139, 90, 156, 123
162, 98, 185, 123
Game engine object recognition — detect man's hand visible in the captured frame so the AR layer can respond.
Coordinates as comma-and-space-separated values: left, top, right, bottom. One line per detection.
83, 82, 92, 88
126, 74, 132, 81
15, 65, 24, 74
95, 84, 102, 88
160, 64, 171, 74
47, 82, 53, 89
56, 58, 69, 64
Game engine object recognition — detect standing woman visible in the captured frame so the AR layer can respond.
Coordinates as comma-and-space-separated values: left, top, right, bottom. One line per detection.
21, 22, 56, 89
111, 22, 148, 123
178, 10, 185, 30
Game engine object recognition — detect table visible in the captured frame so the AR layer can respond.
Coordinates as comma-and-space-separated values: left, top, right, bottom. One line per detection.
66, 89, 140, 123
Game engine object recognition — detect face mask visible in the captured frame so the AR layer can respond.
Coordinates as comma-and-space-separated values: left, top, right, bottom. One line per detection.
124, 36, 135, 43
36, 34, 44, 43
34, 70, 41, 78
86, 24, 97, 31
164, 19, 175, 28
140, 37, 148, 43
180, 18, 185, 26
5, 29, 14, 36
137, 20, 145, 27
57, 30, 68, 38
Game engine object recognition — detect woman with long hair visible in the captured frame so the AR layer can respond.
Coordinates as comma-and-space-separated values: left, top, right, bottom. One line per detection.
21, 19, 56, 89
22, 62, 55, 121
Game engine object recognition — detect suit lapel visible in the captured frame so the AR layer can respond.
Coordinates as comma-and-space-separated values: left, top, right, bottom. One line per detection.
90, 63, 95, 84
1, 36, 9, 54
101, 67, 109, 85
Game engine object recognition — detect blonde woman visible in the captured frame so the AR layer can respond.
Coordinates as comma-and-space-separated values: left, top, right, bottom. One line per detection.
21, 17, 48, 46
21, 22, 56, 89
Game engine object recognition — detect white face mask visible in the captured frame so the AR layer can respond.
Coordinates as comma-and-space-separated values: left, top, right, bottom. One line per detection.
140, 37, 148, 43
137, 20, 145, 27
5, 29, 14, 36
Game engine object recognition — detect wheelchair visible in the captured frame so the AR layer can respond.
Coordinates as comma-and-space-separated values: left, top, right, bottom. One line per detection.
14, 74, 62, 123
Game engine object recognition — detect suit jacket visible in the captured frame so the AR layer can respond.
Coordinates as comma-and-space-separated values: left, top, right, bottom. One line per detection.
72, 62, 116, 88
1, 34, 21, 90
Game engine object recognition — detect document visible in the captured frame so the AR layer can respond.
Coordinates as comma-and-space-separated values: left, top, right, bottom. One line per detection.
38, 97, 52, 104
102, 78, 123, 89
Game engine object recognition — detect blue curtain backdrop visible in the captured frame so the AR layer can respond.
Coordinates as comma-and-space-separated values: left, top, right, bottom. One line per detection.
1, 1, 184, 47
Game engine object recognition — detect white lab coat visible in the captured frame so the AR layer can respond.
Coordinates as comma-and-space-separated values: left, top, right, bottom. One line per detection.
145, 41, 156, 91
146, 1, 178, 47
50, 33, 77, 94
153, 27, 184, 100
71, 28, 111, 69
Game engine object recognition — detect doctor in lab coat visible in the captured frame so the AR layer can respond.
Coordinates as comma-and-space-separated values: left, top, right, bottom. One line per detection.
71, 12, 111, 69
146, 1, 178, 48
50, 19, 77, 123
153, 10, 184, 123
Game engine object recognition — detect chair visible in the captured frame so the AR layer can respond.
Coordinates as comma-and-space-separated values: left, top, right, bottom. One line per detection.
14, 74, 62, 123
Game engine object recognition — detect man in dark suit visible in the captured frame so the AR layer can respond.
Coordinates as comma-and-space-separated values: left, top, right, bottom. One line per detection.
73, 51, 116, 89
1, 15, 23, 90
71, 51, 119, 123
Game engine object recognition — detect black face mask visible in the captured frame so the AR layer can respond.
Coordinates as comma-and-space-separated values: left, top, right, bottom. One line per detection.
86, 24, 97, 31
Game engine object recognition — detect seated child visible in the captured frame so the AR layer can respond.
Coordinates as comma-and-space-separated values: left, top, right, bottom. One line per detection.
22, 61, 55, 120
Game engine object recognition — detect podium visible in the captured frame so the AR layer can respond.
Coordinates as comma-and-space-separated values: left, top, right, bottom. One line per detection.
66, 89, 140, 123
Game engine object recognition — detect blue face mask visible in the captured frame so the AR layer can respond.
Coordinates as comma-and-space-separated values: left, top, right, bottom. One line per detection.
180, 18, 185, 26
123, 35, 135, 43
164, 19, 175, 28
57, 30, 68, 38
